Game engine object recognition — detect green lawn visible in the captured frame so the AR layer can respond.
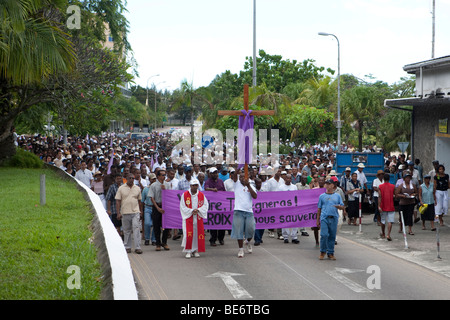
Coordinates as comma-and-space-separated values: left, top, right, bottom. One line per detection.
0, 167, 103, 299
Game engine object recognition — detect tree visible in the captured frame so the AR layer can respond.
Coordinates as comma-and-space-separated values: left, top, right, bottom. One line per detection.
281, 105, 335, 144
290, 76, 337, 110
0, 0, 133, 159
341, 85, 385, 151
241, 50, 334, 92
376, 76, 415, 152
0, 0, 76, 159
378, 108, 412, 153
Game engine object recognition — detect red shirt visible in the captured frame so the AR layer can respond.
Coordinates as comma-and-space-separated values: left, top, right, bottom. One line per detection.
379, 182, 395, 212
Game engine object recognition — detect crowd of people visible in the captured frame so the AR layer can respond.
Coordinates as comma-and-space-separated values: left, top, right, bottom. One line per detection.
16, 131, 448, 259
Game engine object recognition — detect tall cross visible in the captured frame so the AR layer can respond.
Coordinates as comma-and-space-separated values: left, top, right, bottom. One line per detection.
217, 84, 275, 179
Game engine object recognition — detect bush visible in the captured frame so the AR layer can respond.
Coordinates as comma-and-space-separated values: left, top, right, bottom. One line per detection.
1, 148, 43, 168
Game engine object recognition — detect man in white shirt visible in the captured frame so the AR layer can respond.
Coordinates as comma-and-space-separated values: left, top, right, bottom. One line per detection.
231, 172, 258, 258
165, 167, 179, 190
152, 155, 166, 173
75, 160, 93, 187
355, 163, 370, 204
266, 168, 284, 192
372, 170, 384, 224
279, 174, 300, 244
355, 163, 368, 190
224, 168, 237, 191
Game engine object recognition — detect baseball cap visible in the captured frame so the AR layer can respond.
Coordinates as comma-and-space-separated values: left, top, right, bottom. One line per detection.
190, 178, 200, 185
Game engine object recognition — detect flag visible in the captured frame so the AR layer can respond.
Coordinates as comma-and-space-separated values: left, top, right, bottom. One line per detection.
107, 150, 114, 175
150, 153, 155, 172
237, 109, 254, 171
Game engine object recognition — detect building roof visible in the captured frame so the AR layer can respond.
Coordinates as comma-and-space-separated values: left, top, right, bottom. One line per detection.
403, 55, 450, 74
384, 97, 450, 108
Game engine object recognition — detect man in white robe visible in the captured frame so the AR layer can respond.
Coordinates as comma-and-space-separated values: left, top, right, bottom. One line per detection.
180, 178, 208, 258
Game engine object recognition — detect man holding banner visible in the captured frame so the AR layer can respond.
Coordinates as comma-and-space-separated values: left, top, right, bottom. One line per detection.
180, 178, 208, 259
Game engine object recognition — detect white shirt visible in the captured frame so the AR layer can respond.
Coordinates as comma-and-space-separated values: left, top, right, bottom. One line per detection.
234, 180, 256, 213
166, 178, 179, 190
224, 178, 236, 192
372, 178, 382, 197
356, 170, 367, 187
266, 177, 284, 191
279, 183, 297, 191
152, 162, 166, 173
75, 169, 93, 188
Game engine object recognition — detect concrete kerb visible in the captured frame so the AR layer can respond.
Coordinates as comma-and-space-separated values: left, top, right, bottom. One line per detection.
44, 164, 138, 300
338, 211, 450, 279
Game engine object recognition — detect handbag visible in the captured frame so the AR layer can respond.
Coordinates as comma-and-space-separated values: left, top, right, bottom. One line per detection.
419, 204, 428, 215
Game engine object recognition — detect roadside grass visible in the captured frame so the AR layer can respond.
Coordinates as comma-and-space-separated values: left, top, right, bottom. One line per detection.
0, 167, 103, 299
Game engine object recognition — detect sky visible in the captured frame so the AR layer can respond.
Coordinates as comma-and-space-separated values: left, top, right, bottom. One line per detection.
124, 0, 450, 92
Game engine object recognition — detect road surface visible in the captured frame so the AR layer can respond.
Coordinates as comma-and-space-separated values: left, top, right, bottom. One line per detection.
128, 218, 450, 301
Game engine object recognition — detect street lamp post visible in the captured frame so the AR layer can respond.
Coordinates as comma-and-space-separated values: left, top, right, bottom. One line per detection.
153, 81, 166, 131
318, 32, 341, 152
146, 74, 160, 107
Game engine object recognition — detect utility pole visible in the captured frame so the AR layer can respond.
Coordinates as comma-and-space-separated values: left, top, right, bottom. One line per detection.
252, 0, 257, 87
432, 0, 435, 58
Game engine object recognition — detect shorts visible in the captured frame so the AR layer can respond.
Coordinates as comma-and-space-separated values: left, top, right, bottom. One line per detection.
230, 210, 255, 240
380, 211, 395, 224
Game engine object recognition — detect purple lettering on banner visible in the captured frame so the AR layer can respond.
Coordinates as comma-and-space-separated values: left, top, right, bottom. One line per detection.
162, 188, 324, 230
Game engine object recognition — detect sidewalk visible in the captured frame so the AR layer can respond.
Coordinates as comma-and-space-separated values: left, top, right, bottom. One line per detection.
337, 212, 450, 278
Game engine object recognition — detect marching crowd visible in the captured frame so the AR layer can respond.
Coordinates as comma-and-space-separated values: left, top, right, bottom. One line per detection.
17, 131, 449, 259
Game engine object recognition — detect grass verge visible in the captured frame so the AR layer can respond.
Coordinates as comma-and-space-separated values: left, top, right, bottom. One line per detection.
0, 167, 103, 299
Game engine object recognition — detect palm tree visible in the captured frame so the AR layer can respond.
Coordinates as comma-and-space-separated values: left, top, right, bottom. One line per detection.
293, 76, 336, 110
0, 0, 75, 85
0, 0, 76, 159
341, 85, 384, 151
378, 108, 412, 153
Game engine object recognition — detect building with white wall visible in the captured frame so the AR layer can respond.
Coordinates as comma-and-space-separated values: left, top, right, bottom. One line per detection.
384, 55, 450, 173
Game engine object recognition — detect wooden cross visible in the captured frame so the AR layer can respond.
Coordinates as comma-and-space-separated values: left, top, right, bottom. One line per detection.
217, 84, 275, 179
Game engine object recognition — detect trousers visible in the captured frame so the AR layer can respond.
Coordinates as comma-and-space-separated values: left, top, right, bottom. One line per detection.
151, 206, 169, 246
435, 190, 448, 216
122, 213, 141, 250
320, 216, 338, 255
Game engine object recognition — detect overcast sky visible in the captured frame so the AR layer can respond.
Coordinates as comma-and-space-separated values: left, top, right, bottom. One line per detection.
125, 0, 450, 92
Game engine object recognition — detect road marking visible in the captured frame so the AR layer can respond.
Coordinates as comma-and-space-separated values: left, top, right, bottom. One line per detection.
326, 267, 372, 293
207, 272, 252, 299
260, 247, 334, 300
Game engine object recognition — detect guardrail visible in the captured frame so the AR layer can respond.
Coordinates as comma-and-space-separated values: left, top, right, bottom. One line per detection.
44, 164, 138, 300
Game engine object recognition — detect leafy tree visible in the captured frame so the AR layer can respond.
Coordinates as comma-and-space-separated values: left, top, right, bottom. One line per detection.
0, 0, 133, 160
0, 0, 76, 159
378, 108, 412, 153
281, 105, 335, 144
241, 50, 334, 92
341, 85, 385, 151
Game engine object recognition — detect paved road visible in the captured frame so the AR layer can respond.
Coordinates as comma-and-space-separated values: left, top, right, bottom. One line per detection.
128, 213, 450, 301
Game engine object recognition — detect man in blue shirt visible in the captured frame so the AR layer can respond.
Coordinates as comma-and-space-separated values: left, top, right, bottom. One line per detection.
317, 179, 345, 260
